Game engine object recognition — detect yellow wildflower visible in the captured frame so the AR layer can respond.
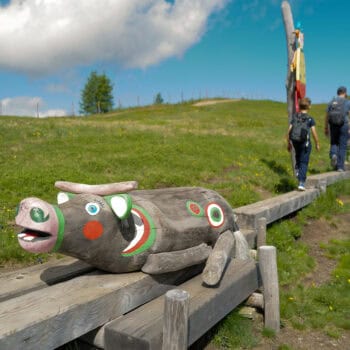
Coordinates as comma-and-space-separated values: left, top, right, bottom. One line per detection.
336, 199, 344, 206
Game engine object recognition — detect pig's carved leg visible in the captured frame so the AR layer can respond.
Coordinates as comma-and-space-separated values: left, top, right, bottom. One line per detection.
202, 229, 251, 286
202, 230, 235, 286
141, 243, 212, 274
233, 230, 251, 260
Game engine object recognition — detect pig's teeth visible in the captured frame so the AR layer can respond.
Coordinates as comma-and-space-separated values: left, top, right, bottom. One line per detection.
18, 233, 26, 238
23, 236, 35, 241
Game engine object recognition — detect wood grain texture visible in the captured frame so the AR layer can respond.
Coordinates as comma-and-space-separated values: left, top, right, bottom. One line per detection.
0, 257, 93, 302
104, 259, 260, 349
258, 246, 280, 332
142, 243, 211, 274
235, 189, 319, 229
306, 171, 350, 188
257, 217, 267, 248
162, 289, 190, 350
0, 265, 203, 350
202, 230, 234, 286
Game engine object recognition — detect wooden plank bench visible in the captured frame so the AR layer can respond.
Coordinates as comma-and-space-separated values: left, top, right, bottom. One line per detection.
306, 170, 350, 187
0, 257, 93, 302
235, 171, 350, 230
235, 189, 319, 229
103, 258, 260, 350
0, 260, 203, 350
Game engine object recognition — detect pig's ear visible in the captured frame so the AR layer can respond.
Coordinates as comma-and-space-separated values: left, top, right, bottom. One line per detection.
57, 192, 75, 205
105, 194, 132, 220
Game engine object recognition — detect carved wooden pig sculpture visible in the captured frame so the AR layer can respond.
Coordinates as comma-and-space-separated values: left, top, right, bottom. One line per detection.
15, 181, 250, 285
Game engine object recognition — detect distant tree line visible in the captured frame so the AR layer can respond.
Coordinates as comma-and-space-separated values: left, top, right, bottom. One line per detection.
80, 71, 248, 116
80, 72, 167, 116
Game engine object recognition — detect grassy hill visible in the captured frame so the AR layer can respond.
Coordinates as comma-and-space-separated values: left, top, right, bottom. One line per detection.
1, 99, 349, 348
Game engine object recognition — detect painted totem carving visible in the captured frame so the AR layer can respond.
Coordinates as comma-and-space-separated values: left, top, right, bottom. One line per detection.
15, 181, 250, 286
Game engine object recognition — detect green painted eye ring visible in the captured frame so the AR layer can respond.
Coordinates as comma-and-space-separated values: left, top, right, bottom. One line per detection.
105, 194, 132, 220
186, 200, 204, 217
30, 207, 49, 223
205, 203, 224, 228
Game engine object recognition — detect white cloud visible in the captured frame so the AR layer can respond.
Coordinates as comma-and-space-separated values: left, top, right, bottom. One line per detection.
0, 0, 228, 75
0, 96, 67, 117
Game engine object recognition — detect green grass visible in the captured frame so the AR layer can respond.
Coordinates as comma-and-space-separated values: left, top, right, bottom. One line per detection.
1, 99, 349, 348
213, 310, 260, 349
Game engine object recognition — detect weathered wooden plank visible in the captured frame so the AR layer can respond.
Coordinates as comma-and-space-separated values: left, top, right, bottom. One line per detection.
306, 171, 350, 188
0, 257, 94, 302
0, 265, 203, 350
236, 171, 350, 230
162, 289, 190, 350
240, 228, 256, 248
235, 189, 319, 229
258, 246, 280, 332
104, 258, 260, 350
257, 217, 267, 248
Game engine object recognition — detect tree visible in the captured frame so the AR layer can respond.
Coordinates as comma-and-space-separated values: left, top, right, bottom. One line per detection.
154, 92, 164, 105
80, 71, 114, 115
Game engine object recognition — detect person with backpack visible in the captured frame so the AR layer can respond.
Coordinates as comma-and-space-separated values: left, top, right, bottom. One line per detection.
324, 86, 350, 172
287, 97, 320, 191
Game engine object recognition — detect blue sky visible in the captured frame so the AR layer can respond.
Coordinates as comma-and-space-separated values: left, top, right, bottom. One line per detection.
0, 0, 348, 117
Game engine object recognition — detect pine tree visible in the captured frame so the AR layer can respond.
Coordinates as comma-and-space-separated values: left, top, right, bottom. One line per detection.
80, 71, 114, 115
154, 92, 164, 105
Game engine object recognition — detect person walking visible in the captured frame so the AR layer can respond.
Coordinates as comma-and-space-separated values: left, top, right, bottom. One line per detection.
324, 86, 350, 172
287, 97, 320, 191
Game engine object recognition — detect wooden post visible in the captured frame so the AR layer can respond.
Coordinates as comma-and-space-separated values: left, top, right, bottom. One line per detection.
257, 217, 267, 248
258, 246, 280, 332
162, 289, 190, 350
318, 179, 327, 193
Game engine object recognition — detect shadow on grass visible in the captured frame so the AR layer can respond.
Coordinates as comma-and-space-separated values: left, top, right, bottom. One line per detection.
274, 177, 296, 193
261, 159, 295, 193
309, 167, 322, 175
261, 159, 289, 176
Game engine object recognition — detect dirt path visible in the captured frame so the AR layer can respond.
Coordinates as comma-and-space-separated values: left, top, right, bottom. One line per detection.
192, 99, 240, 107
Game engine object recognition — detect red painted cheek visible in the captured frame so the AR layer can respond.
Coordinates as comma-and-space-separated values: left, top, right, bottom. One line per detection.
83, 221, 104, 240
190, 203, 201, 215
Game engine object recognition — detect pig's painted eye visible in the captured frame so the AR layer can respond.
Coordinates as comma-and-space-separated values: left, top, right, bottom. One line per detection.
30, 207, 50, 223
205, 203, 224, 228
85, 202, 100, 216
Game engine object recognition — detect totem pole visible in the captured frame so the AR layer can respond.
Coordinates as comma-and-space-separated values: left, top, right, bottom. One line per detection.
281, 1, 306, 175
